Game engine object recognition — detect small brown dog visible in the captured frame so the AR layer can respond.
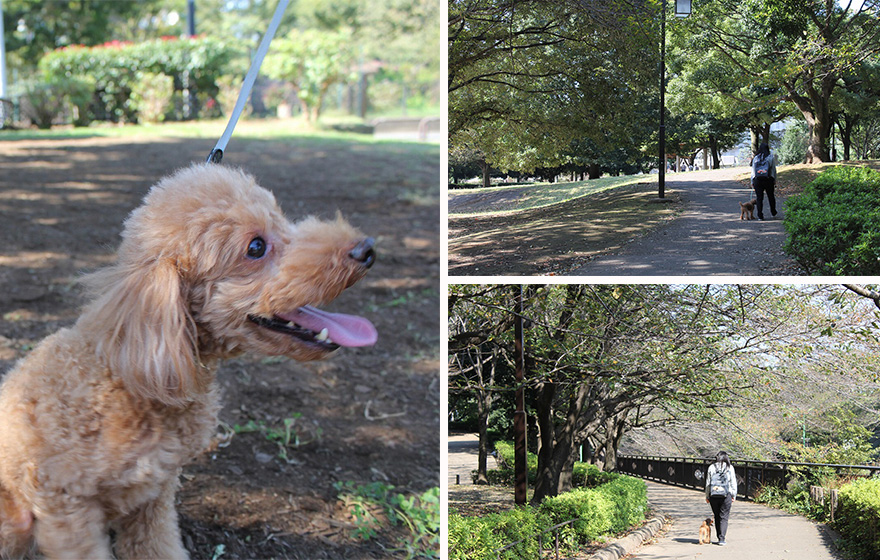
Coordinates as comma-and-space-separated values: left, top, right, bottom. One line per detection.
0, 164, 377, 559
699, 517, 713, 544
740, 199, 757, 220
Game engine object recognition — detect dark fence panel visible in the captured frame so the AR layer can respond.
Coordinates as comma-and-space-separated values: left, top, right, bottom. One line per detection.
617, 455, 880, 500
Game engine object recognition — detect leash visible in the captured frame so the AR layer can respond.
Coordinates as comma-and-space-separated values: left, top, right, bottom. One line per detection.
206, 0, 291, 164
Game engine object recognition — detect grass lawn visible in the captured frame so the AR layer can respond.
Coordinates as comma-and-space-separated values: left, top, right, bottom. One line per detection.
0, 116, 440, 146
448, 174, 658, 216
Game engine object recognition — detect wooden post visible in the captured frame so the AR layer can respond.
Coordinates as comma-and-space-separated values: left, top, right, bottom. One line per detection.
514, 285, 527, 505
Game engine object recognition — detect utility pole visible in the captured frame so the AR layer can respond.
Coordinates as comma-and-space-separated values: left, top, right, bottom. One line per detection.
513, 285, 527, 506
184, 0, 196, 119
658, 0, 666, 198
187, 0, 196, 36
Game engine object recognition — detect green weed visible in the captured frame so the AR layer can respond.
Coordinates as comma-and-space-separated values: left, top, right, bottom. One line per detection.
233, 414, 321, 463
335, 481, 440, 559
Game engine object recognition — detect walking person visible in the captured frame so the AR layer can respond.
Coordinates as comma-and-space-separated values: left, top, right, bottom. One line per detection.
705, 451, 737, 546
751, 143, 778, 220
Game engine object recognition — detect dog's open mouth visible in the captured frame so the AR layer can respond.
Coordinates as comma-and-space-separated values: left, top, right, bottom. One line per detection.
248, 305, 377, 350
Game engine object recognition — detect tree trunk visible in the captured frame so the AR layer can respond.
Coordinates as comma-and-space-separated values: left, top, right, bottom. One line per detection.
786, 76, 835, 163
602, 410, 629, 472
838, 113, 856, 161
531, 382, 590, 504
749, 124, 771, 154
709, 135, 720, 169
588, 162, 601, 179
532, 381, 556, 501
474, 391, 491, 484
479, 160, 491, 188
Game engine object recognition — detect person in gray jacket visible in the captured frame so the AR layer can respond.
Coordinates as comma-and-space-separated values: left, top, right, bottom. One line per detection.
751, 143, 778, 220
705, 451, 737, 545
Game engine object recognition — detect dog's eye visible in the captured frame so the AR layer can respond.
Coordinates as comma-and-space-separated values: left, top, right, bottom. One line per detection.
246, 237, 267, 259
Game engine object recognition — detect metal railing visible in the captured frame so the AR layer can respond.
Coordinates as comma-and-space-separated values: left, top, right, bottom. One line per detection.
494, 518, 578, 560
617, 454, 880, 499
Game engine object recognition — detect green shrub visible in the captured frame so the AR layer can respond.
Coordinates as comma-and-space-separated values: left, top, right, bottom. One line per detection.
599, 476, 649, 532
448, 514, 501, 560
494, 441, 538, 473
836, 478, 880, 559
778, 120, 809, 165
129, 72, 174, 123
13, 78, 65, 129
450, 474, 647, 559
540, 487, 614, 543
573, 461, 616, 488
39, 37, 240, 123
783, 165, 880, 275
448, 508, 550, 560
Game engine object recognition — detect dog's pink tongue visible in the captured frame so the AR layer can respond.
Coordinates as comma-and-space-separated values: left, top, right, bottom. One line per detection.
284, 306, 378, 347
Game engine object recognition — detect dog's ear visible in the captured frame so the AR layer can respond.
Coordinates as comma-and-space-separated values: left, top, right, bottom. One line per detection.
79, 258, 202, 406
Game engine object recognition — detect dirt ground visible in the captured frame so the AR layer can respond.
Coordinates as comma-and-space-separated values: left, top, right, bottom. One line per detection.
0, 133, 440, 558
448, 182, 682, 276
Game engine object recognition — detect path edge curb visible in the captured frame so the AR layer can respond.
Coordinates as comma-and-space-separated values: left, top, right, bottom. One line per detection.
587, 515, 666, 560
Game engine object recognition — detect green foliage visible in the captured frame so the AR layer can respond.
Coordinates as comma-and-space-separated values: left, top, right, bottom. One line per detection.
836, 478, 880, 559
539, 476, 647, 542
783, 165, 880, 275
449, 475, 647, 559
478, 441, 537, 484
336, 482, 440, 559
39, 37, 239, 123
778, 120, 810, 164
448, 1, 658, 174
484, 441, 616, 487
448, 509, 550, 560
12, 78, 66, 129
129, 72, 174, 123
755, 478, 826, 519
573, 462, 616, 488
263, 28, 356, 123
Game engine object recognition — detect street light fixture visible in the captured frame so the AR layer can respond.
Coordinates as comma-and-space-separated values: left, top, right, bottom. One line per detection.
659, 0, 691, 199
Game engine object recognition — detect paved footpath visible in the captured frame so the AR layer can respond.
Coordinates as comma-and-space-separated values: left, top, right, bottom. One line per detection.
629, 481, 842, 560
448, 432, 479, 486
570, 168, 799, 276
447, 435, 841, 559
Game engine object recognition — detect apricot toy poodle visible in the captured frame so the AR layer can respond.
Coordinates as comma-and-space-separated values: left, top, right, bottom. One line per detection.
0, 163, 377, 559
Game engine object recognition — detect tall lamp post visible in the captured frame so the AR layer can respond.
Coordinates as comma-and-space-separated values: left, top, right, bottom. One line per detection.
659, 0, 691, 198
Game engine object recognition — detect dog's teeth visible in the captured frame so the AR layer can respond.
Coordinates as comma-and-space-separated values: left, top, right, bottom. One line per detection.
315, 328, 330, 342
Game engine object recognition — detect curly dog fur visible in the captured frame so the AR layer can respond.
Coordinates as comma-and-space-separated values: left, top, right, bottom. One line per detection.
0, 163, 376, 559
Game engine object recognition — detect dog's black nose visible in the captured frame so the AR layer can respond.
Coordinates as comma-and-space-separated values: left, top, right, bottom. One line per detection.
349, 237, 375, 268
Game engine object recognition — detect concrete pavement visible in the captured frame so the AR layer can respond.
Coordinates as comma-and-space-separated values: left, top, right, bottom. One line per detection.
628, 481, 843, 560
570, 168, 799, 276
446, 434, 841, 559
448, 432, 480, 486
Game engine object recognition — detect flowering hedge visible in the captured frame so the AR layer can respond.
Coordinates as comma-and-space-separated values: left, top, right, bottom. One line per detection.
38, 36, 240, 123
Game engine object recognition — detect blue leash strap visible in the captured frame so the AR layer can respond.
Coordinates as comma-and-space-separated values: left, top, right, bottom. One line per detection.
207, 0, 291, 164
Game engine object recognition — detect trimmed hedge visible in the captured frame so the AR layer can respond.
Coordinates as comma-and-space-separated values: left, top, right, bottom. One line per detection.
783, 165, 880, 275
449, 508, 550, 560
38, 36, 239, 123
450, 473, 647, 559
836, 478, 880, 559
541, 475, 647, 541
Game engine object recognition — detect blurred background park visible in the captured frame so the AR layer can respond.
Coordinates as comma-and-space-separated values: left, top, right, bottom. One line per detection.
0, 0, 439, 138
